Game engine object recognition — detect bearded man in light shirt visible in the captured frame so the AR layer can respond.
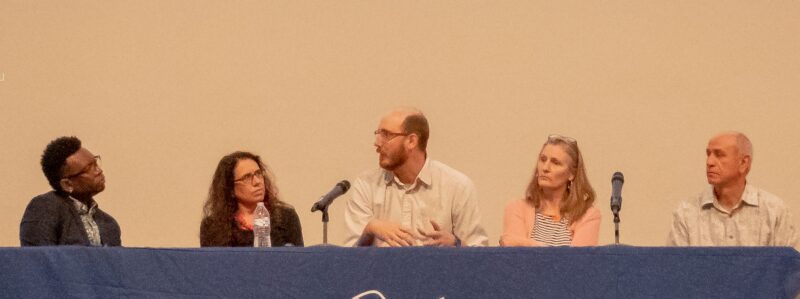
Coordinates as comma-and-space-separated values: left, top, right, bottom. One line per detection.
667, 131, 797, 247
344, 107, 489, 247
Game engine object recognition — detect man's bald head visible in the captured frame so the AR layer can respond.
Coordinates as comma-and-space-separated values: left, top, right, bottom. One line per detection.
711, 131, 753, 160
706, 131, 753, 186
382, 107, 430, 152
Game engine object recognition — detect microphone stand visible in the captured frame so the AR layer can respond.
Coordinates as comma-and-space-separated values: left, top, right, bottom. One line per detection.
310, 180, 350, 247
312, 199, 333, 246
613, 210, 620, 245
609, 171, 624, 246
321, 206, 330, 245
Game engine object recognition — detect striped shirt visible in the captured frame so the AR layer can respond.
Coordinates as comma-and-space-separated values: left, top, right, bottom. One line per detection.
531, 212, 572, 246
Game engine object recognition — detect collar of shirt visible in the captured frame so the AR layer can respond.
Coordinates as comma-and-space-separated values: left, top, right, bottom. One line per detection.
70, 196, 98, 217
701, 183, 759, 212
382, 157, 433, 190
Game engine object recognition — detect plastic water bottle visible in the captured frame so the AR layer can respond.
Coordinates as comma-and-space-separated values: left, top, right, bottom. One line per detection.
253, 202, 271, 247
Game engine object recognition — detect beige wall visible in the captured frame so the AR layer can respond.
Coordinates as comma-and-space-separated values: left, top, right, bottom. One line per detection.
1, 1, 798, 247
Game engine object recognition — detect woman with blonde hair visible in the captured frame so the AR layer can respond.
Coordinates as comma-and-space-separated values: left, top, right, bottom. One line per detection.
500, 135, 601, 246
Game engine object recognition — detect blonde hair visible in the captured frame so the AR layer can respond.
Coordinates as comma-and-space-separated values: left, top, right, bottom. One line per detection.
525, 136, 596, 223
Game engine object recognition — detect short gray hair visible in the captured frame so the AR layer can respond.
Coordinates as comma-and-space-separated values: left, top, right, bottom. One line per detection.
733, 132, 753, 158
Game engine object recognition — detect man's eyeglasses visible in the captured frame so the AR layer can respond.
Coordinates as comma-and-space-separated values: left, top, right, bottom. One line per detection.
63, 156, 102, 179
548, 134, 577, 145
374, 129, 409, 143
234, 170, 266, 185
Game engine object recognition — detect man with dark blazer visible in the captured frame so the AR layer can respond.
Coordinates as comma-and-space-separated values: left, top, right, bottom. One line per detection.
20, 136, 121, 246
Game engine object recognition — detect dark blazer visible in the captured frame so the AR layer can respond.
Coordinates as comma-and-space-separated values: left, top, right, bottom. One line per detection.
200, 203, 304, 247
20, 191, 121, 246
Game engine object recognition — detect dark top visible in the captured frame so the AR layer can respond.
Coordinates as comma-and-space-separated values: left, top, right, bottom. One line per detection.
200, 204, 304, 247
20, 191, 121, 246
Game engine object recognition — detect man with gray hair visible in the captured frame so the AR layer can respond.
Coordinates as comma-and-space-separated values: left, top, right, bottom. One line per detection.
667, 131, 797, 246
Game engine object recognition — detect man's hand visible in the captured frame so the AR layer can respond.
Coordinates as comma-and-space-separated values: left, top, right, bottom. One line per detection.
418, 220, 457, 247
361, 219, 418, 247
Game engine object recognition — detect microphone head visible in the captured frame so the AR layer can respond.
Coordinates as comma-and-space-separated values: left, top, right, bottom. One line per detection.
610, 171, 623, 213
612, 172, 624, 184
338, 180, 351, 192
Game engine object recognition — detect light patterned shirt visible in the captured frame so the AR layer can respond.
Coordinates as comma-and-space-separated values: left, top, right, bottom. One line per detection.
70, 197, 102, 246
667, 184, 798, 247
344, 158, 489, 247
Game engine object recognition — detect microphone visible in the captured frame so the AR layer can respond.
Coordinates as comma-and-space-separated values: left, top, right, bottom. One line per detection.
610, 172, 624, 214
311, 180, 351, 212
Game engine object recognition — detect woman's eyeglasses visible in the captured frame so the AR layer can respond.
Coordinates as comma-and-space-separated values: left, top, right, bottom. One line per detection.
234, 170, 265, 185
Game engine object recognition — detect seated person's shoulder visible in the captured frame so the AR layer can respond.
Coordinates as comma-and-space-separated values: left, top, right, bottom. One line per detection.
95, 207, 120, 226
24, 192, 67, 215
673, 191, 708, 216
584, 205, 602, 219
429, 160, 474, 187
20, 192, 70, 246
274, 202, 297, 214
754, 187, 789, 210
505, 198, 530, 210
351, 168, 389, 190
271, 202, 302, 224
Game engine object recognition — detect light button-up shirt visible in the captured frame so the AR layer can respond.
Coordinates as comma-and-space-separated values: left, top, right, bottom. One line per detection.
344, 158, 489, 247
667, 184, 798, 247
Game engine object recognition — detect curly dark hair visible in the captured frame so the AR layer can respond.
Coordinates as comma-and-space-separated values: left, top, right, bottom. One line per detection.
200, 151, 285, 246
41, 136, 82, 193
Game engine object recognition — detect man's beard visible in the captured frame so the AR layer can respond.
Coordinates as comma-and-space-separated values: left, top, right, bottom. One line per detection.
380, 148, 408, 171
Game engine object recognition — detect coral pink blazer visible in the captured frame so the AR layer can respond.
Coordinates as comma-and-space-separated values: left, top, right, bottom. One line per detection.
500, 198, 601, 246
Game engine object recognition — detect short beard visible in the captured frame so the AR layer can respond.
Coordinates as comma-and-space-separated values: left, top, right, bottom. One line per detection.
380, 149, 408, 171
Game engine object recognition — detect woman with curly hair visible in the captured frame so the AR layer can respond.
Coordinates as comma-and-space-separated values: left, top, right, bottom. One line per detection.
200, 151, 303, 247
500, 135, 601, 247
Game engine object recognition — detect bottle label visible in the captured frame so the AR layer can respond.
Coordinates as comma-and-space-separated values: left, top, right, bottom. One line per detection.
254, 218, 270, 227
